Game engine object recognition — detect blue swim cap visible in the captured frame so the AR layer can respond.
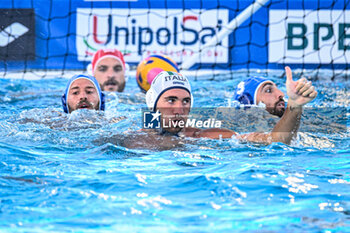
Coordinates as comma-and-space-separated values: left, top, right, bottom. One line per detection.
61, 74, 105, 113
233, 77, 271, 105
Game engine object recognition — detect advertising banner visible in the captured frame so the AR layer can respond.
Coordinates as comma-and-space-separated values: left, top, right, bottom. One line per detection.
76, 8, 229, 64
269, 10, 350, 64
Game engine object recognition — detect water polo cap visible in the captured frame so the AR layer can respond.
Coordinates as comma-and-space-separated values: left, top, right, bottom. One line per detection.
233, 76, 272, 105
146, 71, 193, 110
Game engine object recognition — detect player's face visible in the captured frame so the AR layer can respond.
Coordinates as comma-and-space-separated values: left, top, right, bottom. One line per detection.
67, 79, 100, 113
256, 81, 285, 117
157, 88, 191, 134
94, 57, 125, 92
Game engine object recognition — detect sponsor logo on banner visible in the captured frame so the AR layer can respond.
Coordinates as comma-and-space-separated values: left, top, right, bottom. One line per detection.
269, 10, 350, 64
76, 8, 228, 63
0, 23, 29, 47
0, 9, 35, 60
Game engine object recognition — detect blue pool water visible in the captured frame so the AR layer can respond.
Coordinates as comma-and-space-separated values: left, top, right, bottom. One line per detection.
0, 71, 349, 232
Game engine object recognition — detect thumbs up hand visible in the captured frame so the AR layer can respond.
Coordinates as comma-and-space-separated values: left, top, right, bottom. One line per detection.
285, 66, 318, 108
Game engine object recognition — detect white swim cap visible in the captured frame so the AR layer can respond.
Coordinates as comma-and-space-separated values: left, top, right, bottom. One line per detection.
146, 71, 193, 110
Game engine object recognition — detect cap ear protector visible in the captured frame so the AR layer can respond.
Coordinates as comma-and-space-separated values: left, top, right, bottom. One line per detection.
61, 94, 68, 113
100, 92, 105, 111
237, 93, 253, 105
234, 77, 271, 105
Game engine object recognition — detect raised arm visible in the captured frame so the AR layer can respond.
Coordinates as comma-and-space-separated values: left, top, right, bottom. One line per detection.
238, 66, 317, 144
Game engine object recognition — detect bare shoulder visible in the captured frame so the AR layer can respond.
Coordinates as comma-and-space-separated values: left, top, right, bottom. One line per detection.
121, 129, 186, 150
181, 127, 202, 137
184, 127, 236, 139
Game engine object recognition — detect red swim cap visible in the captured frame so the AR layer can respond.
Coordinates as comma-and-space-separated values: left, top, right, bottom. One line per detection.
91, 48, 125, 73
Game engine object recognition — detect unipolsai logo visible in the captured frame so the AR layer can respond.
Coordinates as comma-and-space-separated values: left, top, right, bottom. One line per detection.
76, 8, 228, 63
143, 110, 161, 129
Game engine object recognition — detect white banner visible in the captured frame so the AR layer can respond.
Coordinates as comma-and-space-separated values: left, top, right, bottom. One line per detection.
269, 10, 350, 64
76, 8, 229, 63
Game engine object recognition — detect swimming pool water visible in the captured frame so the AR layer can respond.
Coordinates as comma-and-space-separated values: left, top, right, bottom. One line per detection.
0, 72, 349, 232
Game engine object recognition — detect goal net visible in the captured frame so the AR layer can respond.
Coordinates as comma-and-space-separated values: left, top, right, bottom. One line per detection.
0, 0, 349, 80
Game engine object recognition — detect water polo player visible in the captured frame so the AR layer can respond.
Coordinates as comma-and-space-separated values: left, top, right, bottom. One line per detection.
88, 48, 126, 92
62, 74, 105, 113
145, 67, 317, 144
234, 77, 289, 117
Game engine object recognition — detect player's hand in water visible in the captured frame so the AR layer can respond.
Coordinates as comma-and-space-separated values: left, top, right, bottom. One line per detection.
285, 66, 318, 108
